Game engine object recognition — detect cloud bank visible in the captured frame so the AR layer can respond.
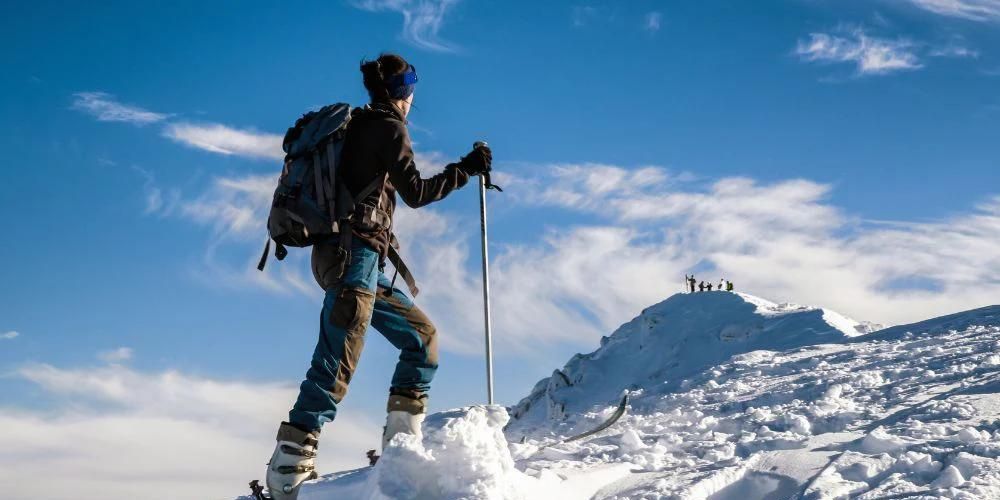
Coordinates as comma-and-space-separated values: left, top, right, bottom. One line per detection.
0, 361, 379, 500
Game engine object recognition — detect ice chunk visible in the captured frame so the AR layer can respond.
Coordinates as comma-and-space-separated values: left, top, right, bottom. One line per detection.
956, 427, 987, 444
860, 427, 909, 454
931, 465, 965, 489
620, 429, 647, 452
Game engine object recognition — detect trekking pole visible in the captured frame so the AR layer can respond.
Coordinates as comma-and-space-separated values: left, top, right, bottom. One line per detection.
474, 141, 501, 405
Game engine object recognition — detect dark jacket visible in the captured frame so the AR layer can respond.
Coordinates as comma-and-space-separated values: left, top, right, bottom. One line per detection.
338, 103, 470, 258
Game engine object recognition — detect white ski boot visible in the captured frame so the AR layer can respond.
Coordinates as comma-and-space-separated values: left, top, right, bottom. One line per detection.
382, 411, 425, 450
266, 422, 319, 500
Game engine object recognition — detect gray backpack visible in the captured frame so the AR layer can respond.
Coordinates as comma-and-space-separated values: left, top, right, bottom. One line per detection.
257, 103, 420, 296
257, 103, 375, 271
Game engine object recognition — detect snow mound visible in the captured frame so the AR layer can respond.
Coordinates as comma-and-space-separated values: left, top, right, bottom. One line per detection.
508, 292, 872, 434
371, 406, 525, 500
287, 406, 530, 500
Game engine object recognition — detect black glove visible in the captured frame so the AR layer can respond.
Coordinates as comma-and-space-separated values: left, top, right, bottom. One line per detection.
458, 145, 492, 176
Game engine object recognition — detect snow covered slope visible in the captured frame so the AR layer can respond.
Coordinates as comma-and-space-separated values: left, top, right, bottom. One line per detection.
238, 293, 1000, 500
507, 292, 877, 435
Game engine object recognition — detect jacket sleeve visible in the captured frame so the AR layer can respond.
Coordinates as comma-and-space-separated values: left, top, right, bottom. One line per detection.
382, 122, 470, 209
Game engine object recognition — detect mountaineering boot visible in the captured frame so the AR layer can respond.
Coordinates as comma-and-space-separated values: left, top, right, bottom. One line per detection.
382, 410, 426, 450
266, 422, 319, 500
382, 391, 428, 450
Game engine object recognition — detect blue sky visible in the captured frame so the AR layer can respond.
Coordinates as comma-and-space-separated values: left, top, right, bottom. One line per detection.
2, 1, 999, 498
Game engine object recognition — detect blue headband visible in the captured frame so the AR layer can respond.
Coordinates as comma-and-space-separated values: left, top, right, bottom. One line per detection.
383, 65, 418, 100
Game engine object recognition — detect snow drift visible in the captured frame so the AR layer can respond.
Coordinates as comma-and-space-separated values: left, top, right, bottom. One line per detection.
238, 292, 1000, 500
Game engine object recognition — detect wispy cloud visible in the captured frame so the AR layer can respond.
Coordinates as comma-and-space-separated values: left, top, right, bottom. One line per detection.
97, 347, 133, 363
71, 92, 168, 125
173, 174, 318, 295
353, 0, 460, 52
129, 165, 180, 216
1, 331, 19, 340
2, 362, 378, 500
644, 11, 662, 32
72, 92, 285, 161
163, 122, 284, 160
929, 42, 980, 58
179, 175, 274, 241
796, 29, 922, 76
906, 0, 1000, 21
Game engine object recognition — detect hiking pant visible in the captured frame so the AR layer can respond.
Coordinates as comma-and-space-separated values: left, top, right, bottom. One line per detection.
289, 239, 438, 432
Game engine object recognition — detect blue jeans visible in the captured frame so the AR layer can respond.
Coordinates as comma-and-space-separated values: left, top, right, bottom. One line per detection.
289, 240, 438, 432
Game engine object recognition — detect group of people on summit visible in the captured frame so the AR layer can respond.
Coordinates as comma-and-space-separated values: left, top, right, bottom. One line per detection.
685, 275, 734, 293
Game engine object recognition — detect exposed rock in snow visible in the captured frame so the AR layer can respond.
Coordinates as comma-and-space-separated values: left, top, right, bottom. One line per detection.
237, 294, 1000, 500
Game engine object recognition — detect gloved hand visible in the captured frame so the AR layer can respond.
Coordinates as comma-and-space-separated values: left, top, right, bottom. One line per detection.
457, 144, 492, 176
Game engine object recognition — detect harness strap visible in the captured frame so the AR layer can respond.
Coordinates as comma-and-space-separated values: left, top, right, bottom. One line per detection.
335, 171, 388, 272
351, 173, 387, 208
387, 245, 419, 297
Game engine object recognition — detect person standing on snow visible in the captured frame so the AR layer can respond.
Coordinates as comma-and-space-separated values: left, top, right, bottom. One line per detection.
686, 274, 697, 293
707, 282, 714, 291
698, 281, 706, 292
726, 280, 734, 292
265, 53, 492, 499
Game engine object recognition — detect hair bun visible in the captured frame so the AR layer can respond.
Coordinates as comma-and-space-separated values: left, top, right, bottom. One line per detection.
360, 54, 410, 102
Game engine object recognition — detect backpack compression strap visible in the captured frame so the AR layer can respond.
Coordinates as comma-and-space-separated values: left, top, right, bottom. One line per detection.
257, 232, 288, 271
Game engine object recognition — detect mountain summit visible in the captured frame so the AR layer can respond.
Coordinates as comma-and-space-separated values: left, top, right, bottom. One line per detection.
509, 292, 879, 433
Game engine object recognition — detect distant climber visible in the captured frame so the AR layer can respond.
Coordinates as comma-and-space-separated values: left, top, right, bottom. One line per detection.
719, 279, 724, 290
699, 281, 706, 292
726, 281, 734, 292
687, 275, 697, 293
707, 283, 714, 291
